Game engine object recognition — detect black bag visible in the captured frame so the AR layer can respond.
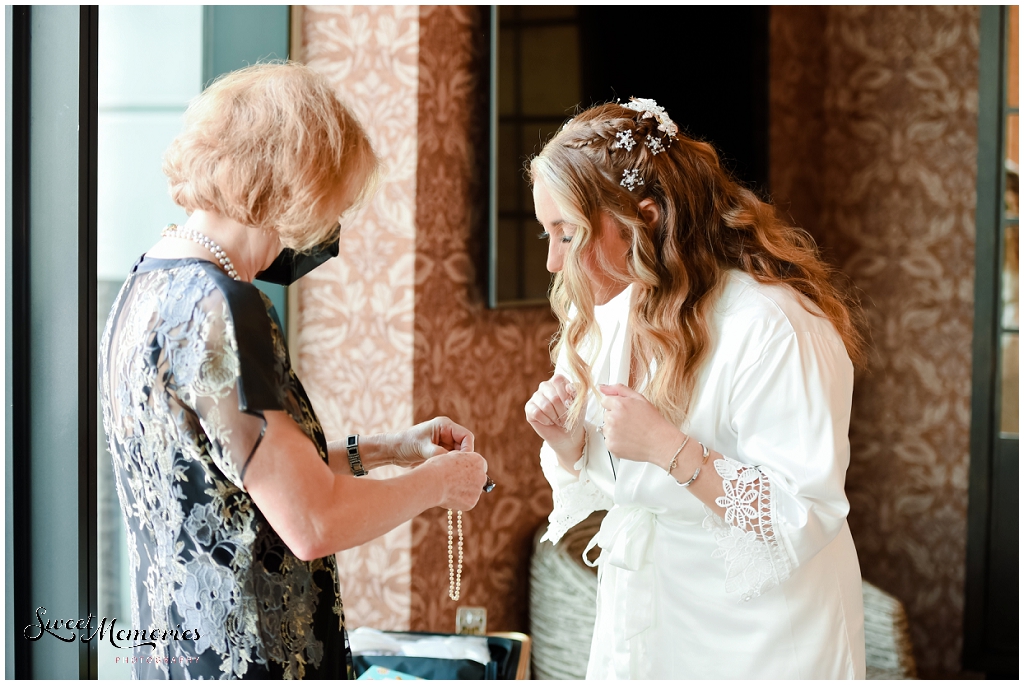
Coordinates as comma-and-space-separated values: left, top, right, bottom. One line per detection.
352, 632, 523, 680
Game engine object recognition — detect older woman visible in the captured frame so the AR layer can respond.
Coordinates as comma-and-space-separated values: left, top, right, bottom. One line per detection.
525, 99, 866, 678
99, 63, 488, 679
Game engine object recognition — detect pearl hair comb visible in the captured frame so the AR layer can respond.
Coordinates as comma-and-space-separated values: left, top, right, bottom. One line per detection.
613, 98, 680, 190
622, 97, 679, 140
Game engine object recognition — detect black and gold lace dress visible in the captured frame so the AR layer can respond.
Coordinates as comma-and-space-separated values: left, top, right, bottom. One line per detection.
99, 256, 353, 679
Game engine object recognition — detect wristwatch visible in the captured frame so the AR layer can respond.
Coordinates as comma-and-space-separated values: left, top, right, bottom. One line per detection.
346, 435, 367, 477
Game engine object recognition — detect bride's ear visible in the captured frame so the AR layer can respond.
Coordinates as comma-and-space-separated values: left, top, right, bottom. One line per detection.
637, 198, 661, 231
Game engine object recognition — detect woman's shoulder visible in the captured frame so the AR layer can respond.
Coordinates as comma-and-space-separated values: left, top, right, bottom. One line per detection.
137, 257, 273, 326
714, 270, 843, 347
135, 258, 286, 411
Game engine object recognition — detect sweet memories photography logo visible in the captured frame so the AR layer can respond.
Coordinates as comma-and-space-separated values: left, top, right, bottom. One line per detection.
23, 606, 200, 650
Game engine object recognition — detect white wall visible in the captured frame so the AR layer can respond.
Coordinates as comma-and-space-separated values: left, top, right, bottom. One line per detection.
96, 7, 204, 678
97, 5, 202, 281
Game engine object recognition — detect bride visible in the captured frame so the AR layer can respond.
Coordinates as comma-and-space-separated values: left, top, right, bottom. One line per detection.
525, 98, 866, 679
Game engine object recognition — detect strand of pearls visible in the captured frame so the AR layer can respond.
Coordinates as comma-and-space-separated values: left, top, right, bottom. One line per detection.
161, 223, 240, 281
448, 509, 463, 601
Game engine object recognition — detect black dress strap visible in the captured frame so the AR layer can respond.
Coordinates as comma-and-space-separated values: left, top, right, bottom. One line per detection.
200, 263, 286, 414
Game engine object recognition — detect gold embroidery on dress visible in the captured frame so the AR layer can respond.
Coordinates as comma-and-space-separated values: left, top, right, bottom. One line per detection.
100, 263, 346, 679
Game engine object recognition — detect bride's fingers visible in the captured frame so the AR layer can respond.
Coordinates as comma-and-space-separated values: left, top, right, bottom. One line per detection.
525, 398, 555, 426
528, 391, 567, 427
538, 383, 570, 410
549, 377, 575, 411
539, 395, 566, 424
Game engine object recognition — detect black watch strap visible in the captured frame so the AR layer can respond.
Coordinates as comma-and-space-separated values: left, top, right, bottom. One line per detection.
346, 434, 366, 477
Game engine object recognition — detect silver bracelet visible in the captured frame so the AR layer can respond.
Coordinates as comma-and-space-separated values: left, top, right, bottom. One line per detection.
676, 441, 710, 488
346, 434, 366, 477
665, 435, 691, 478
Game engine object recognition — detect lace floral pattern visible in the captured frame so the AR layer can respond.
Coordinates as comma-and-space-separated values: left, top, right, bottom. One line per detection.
542, 475, 614, 545
702, 457, 793, 601
540, 432, 614, 545
100, 259, 351, 679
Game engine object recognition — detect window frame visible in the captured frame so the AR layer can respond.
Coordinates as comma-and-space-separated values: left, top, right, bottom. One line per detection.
6, 5, 291, 678
962, 5, 1019, 675
8, 5, 99, 679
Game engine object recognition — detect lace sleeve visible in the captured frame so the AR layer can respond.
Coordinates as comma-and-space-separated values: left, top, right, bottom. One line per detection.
700, 332, 855, 602
173, 292, 268, 492
701, 457, 794, 601
539, 432, 613, 545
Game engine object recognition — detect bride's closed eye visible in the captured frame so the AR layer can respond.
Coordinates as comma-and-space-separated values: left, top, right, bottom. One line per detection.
538, 231, 573, 243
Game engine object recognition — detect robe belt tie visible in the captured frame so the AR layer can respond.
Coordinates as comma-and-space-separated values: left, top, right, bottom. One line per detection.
583, 505, 657, 650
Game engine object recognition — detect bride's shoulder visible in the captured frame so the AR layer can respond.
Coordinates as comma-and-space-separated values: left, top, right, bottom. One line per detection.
713, 270, 838, 345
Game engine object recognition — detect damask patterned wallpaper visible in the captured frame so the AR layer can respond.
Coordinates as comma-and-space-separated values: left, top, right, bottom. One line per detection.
410, 6, 558, 633
770, 6, 980, 678
295, 5, 420, 631
297, 5, 557, 635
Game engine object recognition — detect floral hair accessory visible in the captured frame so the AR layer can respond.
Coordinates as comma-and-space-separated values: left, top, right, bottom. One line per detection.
613, 130, 636, 151
645, 134, 665, 156
620, 168, 644, 191
622, 97, 679, 140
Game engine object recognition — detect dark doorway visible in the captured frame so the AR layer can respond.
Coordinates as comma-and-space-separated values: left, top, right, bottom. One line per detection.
579, 6, 769, 193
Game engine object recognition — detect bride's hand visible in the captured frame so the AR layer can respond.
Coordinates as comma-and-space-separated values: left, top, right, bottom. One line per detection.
525, 374, 585, 460
598, 384, 684, 468
388, 417, 475, 468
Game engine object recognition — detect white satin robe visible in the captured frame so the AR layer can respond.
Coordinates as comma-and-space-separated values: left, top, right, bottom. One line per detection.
539, 271, 866, 679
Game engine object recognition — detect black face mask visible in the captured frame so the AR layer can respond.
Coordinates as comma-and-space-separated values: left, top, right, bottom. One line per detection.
255, 234, 341, 286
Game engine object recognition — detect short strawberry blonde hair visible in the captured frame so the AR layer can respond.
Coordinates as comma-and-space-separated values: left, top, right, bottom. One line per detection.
163, 61, 380, 252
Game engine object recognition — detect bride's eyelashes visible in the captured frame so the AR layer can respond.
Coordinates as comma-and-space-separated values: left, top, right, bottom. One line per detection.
538, 231, 573, 243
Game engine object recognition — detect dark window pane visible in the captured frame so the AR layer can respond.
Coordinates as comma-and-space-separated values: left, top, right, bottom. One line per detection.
520, 26, 580, 116
522, 220, 552, 300
498, 123, 519, 213
520, 120, 562, 211
497, 5, 518, 24
1008, 5, 1018, 109
498, 28, 516, 117
520, 6, 577, 20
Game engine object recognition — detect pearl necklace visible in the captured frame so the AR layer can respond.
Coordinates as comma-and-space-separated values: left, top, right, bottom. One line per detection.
161, 224, 240, 281
447, 509, 463, 601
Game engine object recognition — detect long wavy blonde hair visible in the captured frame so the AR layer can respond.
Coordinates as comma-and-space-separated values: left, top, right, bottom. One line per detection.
530, 102, 864, 429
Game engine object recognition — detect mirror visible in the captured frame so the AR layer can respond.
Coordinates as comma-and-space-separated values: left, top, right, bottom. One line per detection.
487, 6, 770, 308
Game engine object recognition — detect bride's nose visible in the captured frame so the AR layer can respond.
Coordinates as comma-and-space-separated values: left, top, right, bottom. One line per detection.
546, 241, 565, 273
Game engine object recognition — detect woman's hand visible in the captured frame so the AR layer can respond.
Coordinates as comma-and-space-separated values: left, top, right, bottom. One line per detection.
598, 383, 685, 469
525, 374, 585, 461
388, 417, 475, 469
424, 449, 489, 511
247, 411, 489, 560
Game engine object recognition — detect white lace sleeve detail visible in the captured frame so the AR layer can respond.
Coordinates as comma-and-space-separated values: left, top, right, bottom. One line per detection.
541, 470, 613, 544
540, 433, 613, 545
701, 456, 794, 601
